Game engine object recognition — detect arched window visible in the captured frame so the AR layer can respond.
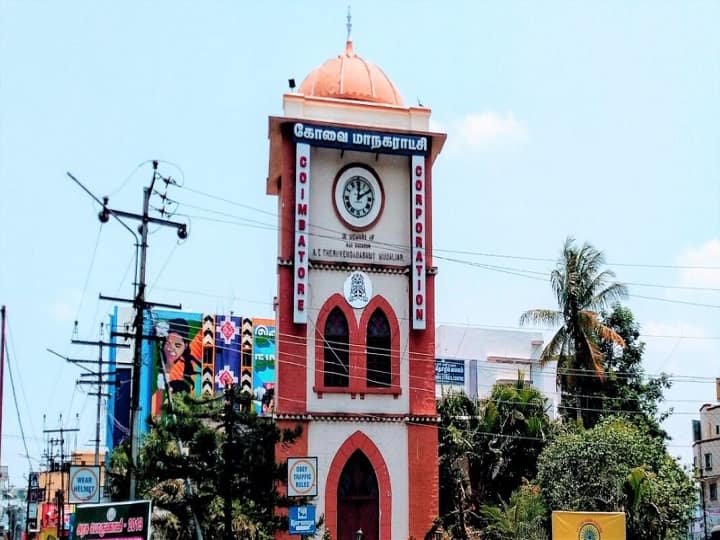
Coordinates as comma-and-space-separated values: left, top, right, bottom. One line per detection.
324, 307, 349, 387
366, 309, 391, 387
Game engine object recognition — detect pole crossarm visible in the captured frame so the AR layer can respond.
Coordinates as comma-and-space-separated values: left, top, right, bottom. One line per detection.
68, 333, 127, 468
100, 294, 182, 310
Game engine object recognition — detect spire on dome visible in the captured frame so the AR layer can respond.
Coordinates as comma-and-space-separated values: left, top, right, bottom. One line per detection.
297, 10, 404, 106
346, 5, 352, 42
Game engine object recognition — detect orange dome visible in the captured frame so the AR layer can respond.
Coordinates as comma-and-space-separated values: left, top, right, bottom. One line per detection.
298, 40, 404, 106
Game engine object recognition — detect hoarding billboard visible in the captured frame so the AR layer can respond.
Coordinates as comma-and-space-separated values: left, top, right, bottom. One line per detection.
73, 500, 151, 540
551, 511, 625, 539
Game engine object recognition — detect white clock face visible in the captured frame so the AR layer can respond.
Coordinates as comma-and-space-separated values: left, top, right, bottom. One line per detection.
333, 165, 383, 230
343, 175, 375, 218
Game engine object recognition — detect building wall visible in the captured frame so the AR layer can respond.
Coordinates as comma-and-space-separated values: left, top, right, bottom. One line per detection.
309, 422, 409, 539
283, 93, 431, 132
435, 325, 560, 418
694, 404, 720, 530
306, 271, 410, 414
273, 77, 442, 539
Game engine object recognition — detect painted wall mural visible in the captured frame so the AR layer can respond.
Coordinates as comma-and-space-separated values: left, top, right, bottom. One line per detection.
107, 309, 276, 450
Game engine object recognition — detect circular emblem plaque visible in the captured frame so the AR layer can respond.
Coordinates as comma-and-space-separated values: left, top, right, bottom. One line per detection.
578, 523, 600, 540
343, 271, 372, 309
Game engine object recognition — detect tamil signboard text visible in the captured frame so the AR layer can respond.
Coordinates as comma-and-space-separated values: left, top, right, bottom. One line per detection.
73, 500, 151, 540
289, 505, 316, 535
435, 359, 465, 385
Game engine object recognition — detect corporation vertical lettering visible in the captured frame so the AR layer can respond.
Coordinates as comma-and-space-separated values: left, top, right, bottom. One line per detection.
411, 155, 426, 330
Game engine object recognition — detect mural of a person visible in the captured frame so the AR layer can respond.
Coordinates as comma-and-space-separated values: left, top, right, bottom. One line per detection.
159, 318, 200, 395
254, 382, 275, 415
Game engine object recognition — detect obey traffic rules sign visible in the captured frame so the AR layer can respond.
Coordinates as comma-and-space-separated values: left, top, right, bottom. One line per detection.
69, 465, 101, 504
287, 457, 317, 497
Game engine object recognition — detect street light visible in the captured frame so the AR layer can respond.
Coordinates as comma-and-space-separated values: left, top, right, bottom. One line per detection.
355, 528, 364, 540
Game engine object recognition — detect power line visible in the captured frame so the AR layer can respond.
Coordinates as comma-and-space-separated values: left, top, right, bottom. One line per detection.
175, 185, 720, 271
6, 321, 40, 461
3, 321, 33, 471
178, 205, 720, 303
73, 224, 104, 333
145, 289, 720, 341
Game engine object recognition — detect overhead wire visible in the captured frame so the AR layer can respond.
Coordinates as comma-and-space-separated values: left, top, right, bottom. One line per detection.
146, 287, 720, 341
6, 322, 38, 454
174, 185, 720, 271
4, 330, 34, 471
73, 223, 104, 338
148, 241, 179, 293
108, 159, 155, 197
174, 198, 720, 307
150, 316, 709, 381
273, 394, 696, 453
83, 181, 716, 451
143, 320, 709, 422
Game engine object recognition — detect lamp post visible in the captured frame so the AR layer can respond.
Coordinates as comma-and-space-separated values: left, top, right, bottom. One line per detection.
354, 528, 364, 540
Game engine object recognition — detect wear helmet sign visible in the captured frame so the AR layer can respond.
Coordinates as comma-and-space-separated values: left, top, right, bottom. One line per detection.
69, 466, 101, 504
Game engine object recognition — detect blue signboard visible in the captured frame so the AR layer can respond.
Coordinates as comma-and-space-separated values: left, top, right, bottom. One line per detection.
435, 358, 465, 385
291, 122, 430, 156
289, 505, 316, 535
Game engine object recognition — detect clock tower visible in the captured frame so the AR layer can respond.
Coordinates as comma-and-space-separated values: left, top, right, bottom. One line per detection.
267, 36, 445, 540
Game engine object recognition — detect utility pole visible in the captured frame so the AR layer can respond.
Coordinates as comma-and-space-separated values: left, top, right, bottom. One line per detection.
66, 323, 130, 466
69, 162, 187, 500
222, 384, 235, 540
0, 305, 6, 470
43, 426, 79, 540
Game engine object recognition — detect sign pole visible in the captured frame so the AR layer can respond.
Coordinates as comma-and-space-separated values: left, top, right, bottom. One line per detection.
24, 471, 32, 539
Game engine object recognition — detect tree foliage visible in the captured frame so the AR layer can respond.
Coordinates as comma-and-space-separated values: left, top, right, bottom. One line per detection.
584, 304, 672, 436
480, 482, 548, 540
520, 237, 628, 424
106, 390, 300, 539
536, 417, 695, 539
437, 379, 554, 538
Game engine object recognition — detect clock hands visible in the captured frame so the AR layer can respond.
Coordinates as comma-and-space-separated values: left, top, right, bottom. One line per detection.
339, 171, 380, 222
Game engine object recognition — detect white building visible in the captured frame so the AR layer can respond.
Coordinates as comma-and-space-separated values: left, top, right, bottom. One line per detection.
435, 325, 560, 419
692, 403, 720, 536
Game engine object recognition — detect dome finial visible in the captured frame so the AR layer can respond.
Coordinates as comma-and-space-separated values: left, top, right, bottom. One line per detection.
346, 4, 352, 42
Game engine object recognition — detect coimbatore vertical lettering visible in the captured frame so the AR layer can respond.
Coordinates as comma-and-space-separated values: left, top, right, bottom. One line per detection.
294, 143, 311, 324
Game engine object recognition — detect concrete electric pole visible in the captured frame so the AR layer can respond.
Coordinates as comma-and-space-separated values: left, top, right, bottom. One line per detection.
68, 162, 188, 499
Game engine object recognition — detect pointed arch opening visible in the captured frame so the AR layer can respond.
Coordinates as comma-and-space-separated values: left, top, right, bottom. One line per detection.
366, 309, 391, 387
325, 431, 392, 540
323, 307, 350, 388
337, 450, 379, 540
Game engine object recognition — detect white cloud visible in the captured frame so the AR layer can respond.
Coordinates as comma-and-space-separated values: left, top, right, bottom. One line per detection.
643, 320, 708, 341
642, 320, 716, 379
677, 238, 720, 288
453, 110, 528, 148
49, 289, 82, 323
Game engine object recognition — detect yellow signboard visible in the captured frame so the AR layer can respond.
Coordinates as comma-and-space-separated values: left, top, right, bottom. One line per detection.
552, 511, 626, 540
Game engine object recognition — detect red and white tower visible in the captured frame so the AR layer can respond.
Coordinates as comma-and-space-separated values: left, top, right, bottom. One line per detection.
267, 34, 446, 540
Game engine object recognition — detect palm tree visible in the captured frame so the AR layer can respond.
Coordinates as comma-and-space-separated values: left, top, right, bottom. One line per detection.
520, 237, 628, 424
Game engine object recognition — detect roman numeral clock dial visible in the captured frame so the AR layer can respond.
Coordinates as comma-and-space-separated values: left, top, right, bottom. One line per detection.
333, 165, 384, 231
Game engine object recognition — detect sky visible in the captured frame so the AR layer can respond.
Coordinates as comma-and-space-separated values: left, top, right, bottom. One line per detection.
1, 1, 718, 487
